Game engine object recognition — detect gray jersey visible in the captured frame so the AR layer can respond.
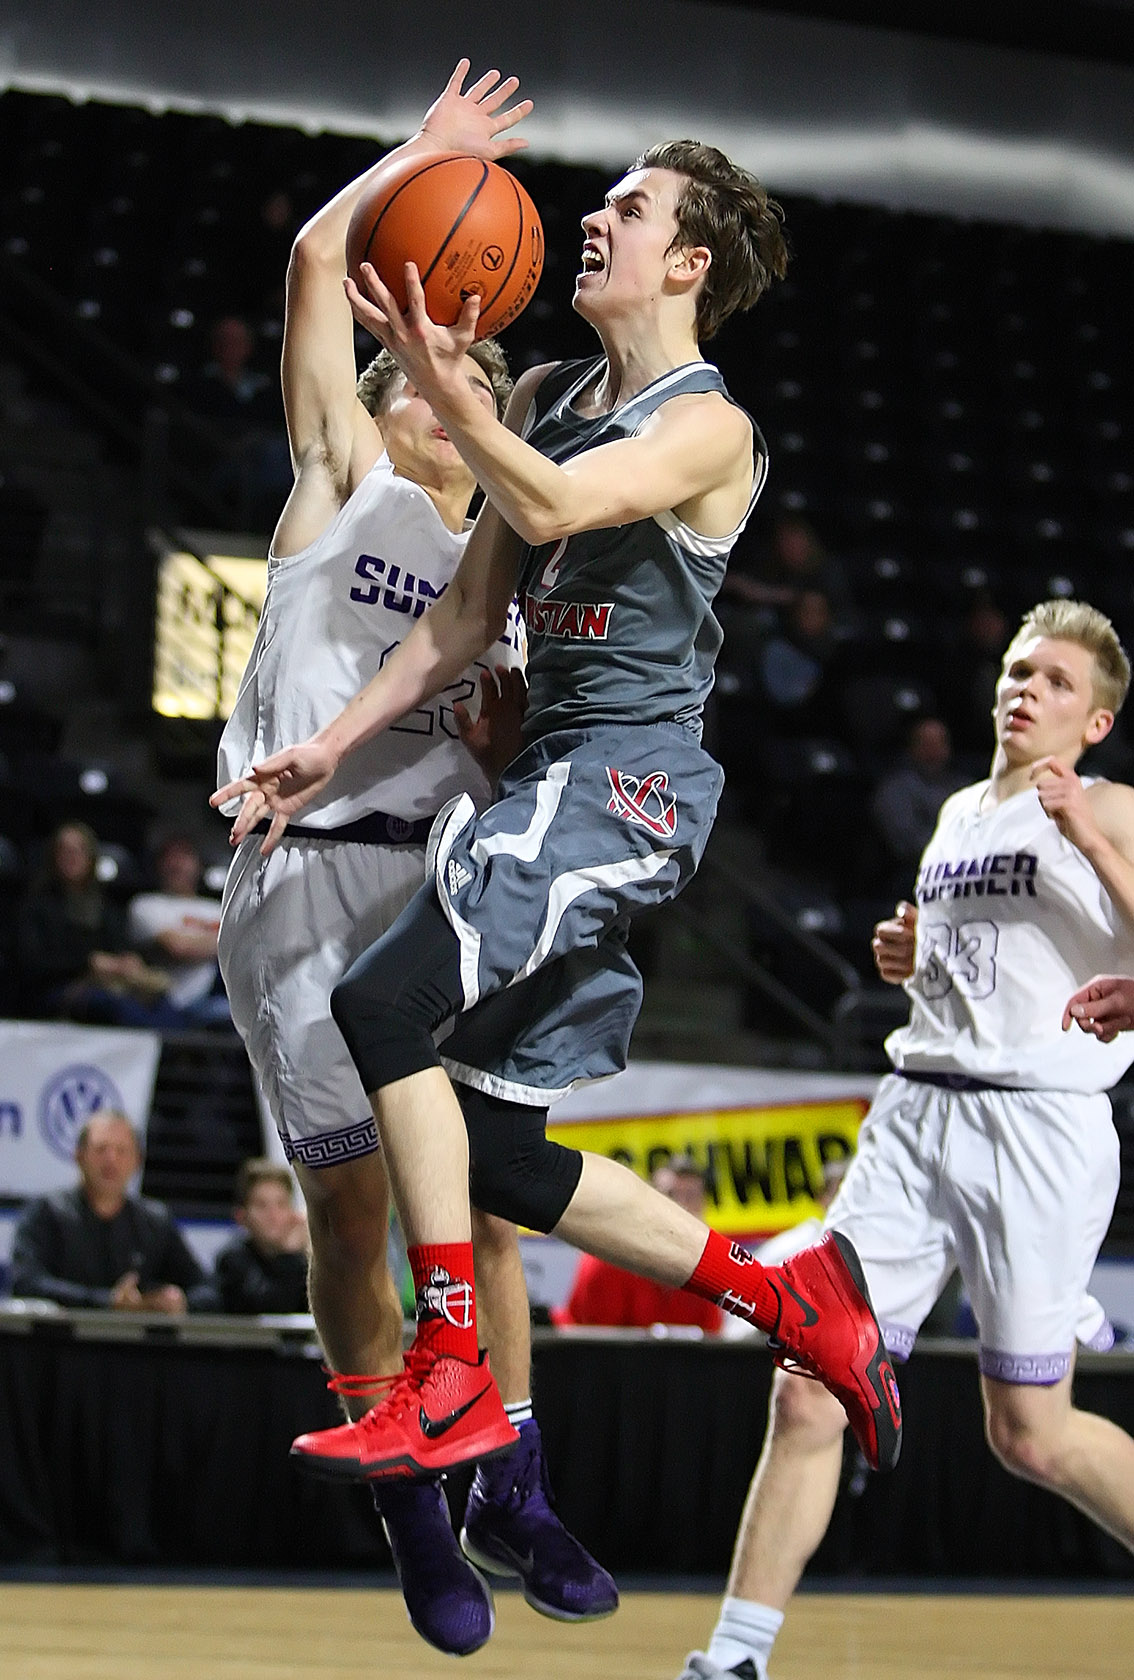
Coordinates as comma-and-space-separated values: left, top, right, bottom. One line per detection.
517, 357, 767, 740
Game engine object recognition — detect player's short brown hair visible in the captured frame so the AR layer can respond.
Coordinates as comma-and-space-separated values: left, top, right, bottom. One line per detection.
634, 140, 789, 340
1010, 598, 1131, 714
357, 337, 512, 420
234, 1158, 295, 1207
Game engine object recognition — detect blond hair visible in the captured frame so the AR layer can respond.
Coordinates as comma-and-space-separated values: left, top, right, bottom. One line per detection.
1008, 599, 1131, 715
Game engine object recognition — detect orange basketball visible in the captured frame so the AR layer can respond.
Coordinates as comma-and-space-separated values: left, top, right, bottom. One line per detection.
346, 151, 544, 339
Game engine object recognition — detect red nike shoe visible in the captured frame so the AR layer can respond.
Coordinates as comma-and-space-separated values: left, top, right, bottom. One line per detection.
291, 1348, 518, 1482
764, 1229, 902, 1474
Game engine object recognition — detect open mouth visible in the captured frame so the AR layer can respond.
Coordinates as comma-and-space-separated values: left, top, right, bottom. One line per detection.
579, 246, 606, 276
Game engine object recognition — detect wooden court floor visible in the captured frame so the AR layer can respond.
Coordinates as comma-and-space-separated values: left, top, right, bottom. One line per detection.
3, 1583, 1133, 1679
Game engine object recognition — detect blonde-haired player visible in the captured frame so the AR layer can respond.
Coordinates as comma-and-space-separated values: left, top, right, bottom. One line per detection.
679, 597, 1134, 1680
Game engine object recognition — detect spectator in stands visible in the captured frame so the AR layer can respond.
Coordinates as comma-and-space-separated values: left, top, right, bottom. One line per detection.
212, 1158, 310, 1314
181, 314, 290, 527
756, 587, 841, 735
870, 715, 965, 896
121, 833, 231, 1027
944, 591, 1011, 752
723, 514, 856, 623
9, 1109, 213, 1312
13, 820, 157, 1020
552, 1157, 723, 1333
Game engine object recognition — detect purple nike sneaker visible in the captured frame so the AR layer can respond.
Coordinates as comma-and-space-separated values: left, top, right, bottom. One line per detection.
460, 1417, 619, 1621
374, 1478, 494, 1656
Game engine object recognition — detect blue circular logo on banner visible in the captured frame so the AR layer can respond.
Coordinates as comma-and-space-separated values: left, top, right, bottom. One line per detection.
39, 1064, 125, 1161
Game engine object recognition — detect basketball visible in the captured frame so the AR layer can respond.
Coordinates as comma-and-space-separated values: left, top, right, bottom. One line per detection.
346, 151, 544, 338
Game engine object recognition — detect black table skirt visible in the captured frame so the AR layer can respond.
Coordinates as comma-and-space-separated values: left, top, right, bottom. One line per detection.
3, 1320, 1133, 1579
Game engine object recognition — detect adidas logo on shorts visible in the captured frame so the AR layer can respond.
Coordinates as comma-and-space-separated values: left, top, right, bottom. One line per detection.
446, 858, 472, 895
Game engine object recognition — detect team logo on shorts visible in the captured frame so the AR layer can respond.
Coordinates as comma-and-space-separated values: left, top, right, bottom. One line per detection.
606, 767, 678, 839
416, 1266, 474, 1330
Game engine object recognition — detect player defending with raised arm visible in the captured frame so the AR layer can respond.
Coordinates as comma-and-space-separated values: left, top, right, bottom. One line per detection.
677, 598, 1134, 1680
216, 126, 903, 1489
213, 62, 615, 1657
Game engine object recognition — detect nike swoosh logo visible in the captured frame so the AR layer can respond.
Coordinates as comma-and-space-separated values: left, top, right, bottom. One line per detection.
419, 1386, 491, 1439
779, 1276, 818, 1329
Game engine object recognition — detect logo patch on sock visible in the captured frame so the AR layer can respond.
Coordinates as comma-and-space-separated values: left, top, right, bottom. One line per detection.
416, 1265, 474, 1330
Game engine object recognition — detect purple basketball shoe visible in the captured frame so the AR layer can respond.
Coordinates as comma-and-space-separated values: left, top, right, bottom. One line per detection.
460, 1417, 619, 1621
374, 1478, 494, 1656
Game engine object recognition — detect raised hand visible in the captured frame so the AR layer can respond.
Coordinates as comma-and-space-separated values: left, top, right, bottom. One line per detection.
345, 256, 480, 388
872, 900, 918, 984
1030, 757, 1099, 853
418, 59, 533, 161
1062, 974, 1134, 1042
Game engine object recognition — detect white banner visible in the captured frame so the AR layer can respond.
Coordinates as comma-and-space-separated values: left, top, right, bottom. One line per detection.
0, 1021, 161, 1196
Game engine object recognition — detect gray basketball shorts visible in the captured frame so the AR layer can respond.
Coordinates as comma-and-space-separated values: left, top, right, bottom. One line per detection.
433, 720, 724, 1106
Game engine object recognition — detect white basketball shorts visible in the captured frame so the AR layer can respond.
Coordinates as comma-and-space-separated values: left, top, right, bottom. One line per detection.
824, 1072, 1120, 1384
218, 835, 426, 1168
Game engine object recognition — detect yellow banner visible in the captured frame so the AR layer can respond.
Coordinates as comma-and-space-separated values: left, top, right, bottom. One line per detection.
548, 1097, 868, 1236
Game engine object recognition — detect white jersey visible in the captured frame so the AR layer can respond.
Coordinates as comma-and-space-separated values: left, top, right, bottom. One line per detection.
887, 778, 1134, 1092
216, 453, 525, 828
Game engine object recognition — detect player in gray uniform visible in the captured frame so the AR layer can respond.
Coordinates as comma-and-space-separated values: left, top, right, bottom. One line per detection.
212, 63, 615, 1657
217, 128, 904, 1488
678, 598, 1134, 1680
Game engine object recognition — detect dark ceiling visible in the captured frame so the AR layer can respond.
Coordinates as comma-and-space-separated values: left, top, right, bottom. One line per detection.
685, 1, 1134, 66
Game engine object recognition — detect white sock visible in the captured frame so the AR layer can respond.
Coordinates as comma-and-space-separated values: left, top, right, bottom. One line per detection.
706, 1596, 783, 1676
504, 1398, 533, 1427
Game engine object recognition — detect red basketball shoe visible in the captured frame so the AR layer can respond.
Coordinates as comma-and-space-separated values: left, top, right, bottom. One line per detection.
290, 1348, 518, 1482
764, 1229, 902, 1473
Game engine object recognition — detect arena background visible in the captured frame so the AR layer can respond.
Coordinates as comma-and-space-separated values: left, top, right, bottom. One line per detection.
2, 4, 1134, 1674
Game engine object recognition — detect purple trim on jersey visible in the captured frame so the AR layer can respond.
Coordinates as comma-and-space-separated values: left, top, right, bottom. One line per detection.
281, 1117, 379, 1168
978, 1346, 1072, 1385
881, 1321, 917, 1363
1082, 1319, 1116, 1353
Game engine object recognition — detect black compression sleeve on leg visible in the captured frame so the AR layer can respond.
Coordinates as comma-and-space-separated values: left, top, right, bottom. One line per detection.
330, 884, 466, 1095
461, 1085, 583, 1233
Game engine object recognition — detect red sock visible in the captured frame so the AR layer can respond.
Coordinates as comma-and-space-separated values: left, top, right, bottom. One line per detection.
407, 1242, 479, 1363
685, 1229, 780, 1332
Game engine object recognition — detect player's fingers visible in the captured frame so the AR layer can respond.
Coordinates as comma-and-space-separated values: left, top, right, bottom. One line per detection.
457, 291, 482, 336
479, 74, 520, 112
229, 795, 265, 846
210, 778, 249, 808
445, 58, 471, 95
465, 68, 503, 101
344, 276, 392, 336
492, 96, 533, 130
259, 811, 290, 857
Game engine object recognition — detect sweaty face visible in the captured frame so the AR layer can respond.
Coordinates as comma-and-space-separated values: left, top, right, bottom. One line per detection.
993, 634, 1110, 765
379, 357, 497, 485
575, 166, 691, 321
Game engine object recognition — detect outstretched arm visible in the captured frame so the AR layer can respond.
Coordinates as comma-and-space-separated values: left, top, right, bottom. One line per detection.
212, 496, 525, 850
274, 59, 532, 555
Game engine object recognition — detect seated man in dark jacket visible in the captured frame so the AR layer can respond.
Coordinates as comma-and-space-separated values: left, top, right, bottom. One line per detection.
10, 1109, 213, 1311
212, 1158, 309, 1314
